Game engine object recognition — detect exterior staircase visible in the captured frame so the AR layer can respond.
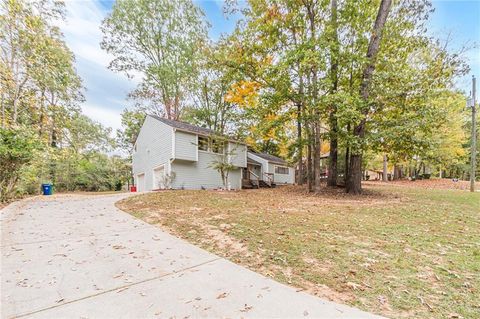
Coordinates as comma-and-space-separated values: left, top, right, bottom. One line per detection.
242, 179, 276, 189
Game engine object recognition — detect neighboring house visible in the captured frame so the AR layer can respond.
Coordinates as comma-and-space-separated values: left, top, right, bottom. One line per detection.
244, 152, 295, 187
132, 115, 294, 191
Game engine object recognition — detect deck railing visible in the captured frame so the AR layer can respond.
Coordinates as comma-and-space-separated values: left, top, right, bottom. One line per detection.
248, 170, 260, 188
263, 172, 274, 187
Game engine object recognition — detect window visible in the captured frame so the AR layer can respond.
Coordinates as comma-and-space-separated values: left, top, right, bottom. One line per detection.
211, 139, 225, 154
198, 136, 225, 154
198, 136, 209, 151
275, 166, 289, 174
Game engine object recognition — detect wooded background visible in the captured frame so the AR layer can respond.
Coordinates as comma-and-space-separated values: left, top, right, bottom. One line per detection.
1, 0, 478, 201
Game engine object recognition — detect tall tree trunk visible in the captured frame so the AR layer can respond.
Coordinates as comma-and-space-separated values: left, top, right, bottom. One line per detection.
346, 0, 392, 194
327, 0, 339, 187
307, 137, 313, 192
297, 103, 303, 184
297, 73, 304, 185
305, 1, 322, 193
394, 164, 402, 180
314, 124, 322, 192
1, 93, 5, 128
383, 154, 388, 181
345, 123, 350, 185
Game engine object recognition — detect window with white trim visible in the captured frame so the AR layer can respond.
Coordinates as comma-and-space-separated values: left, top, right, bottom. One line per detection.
275, 166, 289, 174
198, 136, 209, 151
197, 136, 225, 154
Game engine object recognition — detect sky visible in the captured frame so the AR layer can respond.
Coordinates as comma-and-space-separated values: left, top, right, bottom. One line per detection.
58, 0, 480, 132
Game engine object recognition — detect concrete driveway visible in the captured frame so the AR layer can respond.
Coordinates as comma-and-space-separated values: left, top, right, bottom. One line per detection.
1, 194, 384, 319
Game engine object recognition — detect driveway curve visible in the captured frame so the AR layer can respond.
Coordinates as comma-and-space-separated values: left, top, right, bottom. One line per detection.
1, 194, 383, 319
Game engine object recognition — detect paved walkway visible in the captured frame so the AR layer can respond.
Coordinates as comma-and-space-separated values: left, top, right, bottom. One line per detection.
1, 194, 384, 319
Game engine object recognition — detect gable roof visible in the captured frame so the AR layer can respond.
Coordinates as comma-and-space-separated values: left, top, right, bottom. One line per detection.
149, 115, 246, 145
149, 115, 216, 136
251, 152, 288, 166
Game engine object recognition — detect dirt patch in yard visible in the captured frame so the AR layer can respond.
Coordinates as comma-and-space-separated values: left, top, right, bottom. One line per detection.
117, 184, 480, 319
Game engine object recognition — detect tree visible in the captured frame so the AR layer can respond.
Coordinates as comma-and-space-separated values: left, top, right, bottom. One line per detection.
183, 42, 240, 135
101, 0, 208, 120
0, 0, 81, 131
0, 127, 39, 201
208, 138, 237, 190
327, 0, 339, 187
116, 109, 145, 155
345, 0, 392, 194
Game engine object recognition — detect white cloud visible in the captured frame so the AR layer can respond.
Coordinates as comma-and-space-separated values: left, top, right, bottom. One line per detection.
82, 103, 123, 132
59, 1, 112, 67
57, 0, 137, 132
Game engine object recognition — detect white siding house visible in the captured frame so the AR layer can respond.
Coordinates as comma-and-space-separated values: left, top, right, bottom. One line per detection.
246, 152, 295, 186
132, 115, 246, 191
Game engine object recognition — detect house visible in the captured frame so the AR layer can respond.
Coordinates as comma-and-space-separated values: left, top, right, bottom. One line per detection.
132, 115, 295, 191
244, 152, 295, 188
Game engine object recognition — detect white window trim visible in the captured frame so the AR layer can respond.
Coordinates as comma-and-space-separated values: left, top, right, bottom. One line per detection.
275, 165, 289, 175
197, 136, 225, 155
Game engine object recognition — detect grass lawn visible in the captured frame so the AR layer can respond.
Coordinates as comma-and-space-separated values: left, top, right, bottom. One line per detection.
117, 183, 480, 319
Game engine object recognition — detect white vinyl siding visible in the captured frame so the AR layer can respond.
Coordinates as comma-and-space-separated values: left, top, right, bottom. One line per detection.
248, 152, 294, 185
247, 153, 269, 176
132, 116, 173, 191
228, 142, 247, 168
136, 173, 145, 192
174, 130, 197, 161
133, 115, 248, 190
152, 165, 165, 189
171, 151, 241, 190
268, 163, 295, 184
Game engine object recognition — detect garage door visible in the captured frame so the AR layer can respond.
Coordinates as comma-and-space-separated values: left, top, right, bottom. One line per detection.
153, 166, 165, 190
137, 173, 145, 192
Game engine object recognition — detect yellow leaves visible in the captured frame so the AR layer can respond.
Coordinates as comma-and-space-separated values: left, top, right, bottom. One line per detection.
263, 55, 273, 66
321, 143, 330, 154
244, 136, 257, 148
264, 128, 277, 141
278, 143, 289, 159
264, 113, 278, 122
224, 80, 261, 109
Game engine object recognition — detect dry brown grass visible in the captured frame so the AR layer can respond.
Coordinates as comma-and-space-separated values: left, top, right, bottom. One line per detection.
117, 184, 480, 319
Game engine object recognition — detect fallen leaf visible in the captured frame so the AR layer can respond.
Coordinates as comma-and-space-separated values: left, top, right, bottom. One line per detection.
216, 292, 228, 299
378, 295, 387, 305
240, 304, 253, 312
346, 282, 362, 290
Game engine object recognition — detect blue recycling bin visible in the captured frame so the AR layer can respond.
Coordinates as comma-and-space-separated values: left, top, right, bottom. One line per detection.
41, 184, 52, 195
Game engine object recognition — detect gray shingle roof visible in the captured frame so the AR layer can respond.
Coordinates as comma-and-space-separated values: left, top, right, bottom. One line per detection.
149, 115, 217, 136
149, 115, 246, 145
252, 152, 288, 165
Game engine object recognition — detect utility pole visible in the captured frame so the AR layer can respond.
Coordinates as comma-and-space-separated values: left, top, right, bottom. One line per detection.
470, 75, 477, 192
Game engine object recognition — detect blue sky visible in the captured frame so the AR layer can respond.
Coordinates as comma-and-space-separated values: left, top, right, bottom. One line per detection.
59, 0, 480, 131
